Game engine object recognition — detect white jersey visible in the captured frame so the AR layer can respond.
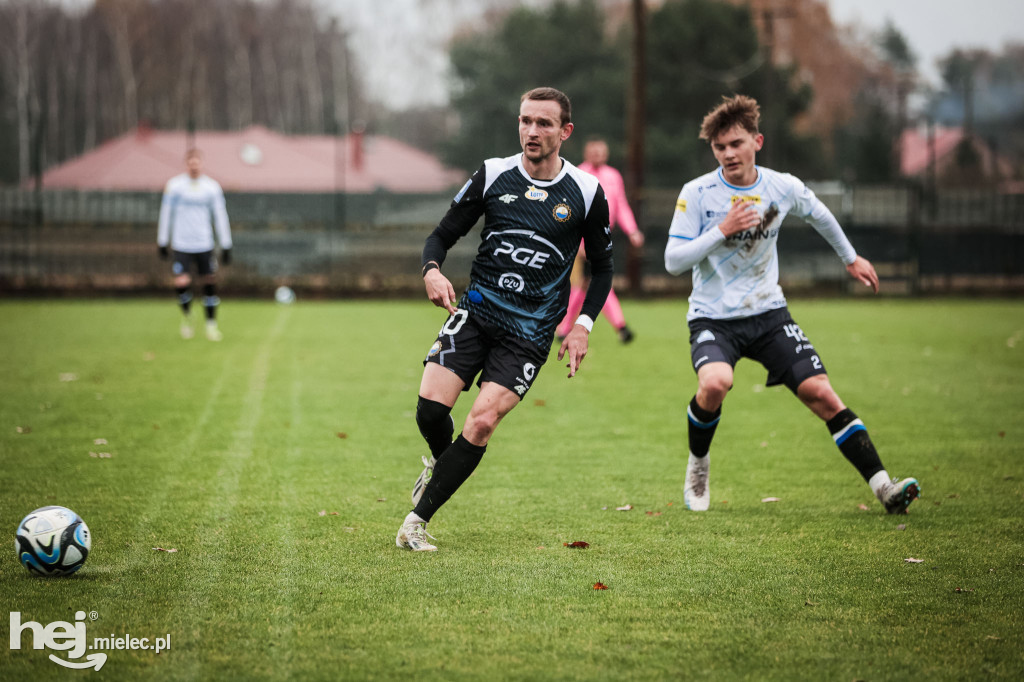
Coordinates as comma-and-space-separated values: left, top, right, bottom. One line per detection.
665, 166, 856, 321
157, 174, 232, 253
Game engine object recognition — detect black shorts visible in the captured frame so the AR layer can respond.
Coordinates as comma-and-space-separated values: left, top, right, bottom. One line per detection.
172, 250, 217, 277
688, 307, 827, 393
424, 308, 548, 399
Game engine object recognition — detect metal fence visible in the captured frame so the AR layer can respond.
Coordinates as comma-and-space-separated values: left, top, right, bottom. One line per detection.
1, 185, 1022, 296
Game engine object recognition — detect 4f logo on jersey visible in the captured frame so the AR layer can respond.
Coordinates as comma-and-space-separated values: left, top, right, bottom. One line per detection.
498, 194, 517, 204
525, 186, 548, 201
494, 241, 551, 269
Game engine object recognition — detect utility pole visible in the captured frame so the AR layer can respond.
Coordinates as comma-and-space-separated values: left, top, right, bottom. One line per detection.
756, 1, 795, 170
625, 0, 646, 294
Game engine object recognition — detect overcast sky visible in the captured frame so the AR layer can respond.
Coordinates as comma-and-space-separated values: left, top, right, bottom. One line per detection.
825, 0, 1024, 84
329, 0, 1024, 109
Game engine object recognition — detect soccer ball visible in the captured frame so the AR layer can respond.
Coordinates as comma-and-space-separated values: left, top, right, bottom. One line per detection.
274, 286, 296, 304
16, 506, 91, 576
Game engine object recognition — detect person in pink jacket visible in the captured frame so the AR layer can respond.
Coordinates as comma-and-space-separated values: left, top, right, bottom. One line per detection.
556, 138, 644, 343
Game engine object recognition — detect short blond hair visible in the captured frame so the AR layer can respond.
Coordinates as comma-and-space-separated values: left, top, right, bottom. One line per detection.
699, 95, 760, 141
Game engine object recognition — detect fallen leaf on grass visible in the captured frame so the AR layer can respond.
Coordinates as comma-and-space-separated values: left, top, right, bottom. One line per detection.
336, 432, 347, 439
143, 352, 156, 361
94, 438, 108, 445
986, 635, 1001, 640
904, 558, 924, 563
318, 510, 326, 516
998, 431, 1005, 438
804, 599, 818, 606
376, 498, 387, 503
59, 373, 78, 382
152, 547, 178, 553
858, 504, 870, 511
954, 587, 975, 593
533, 399, 546, 407
593, 582, 609, 590
563, 541, 590, 549
645, 511, 662, 516
615, 504, 633, 511
761, 497, 781, 503
89, 452, 113, 458
896, 524, 906, 531
16, 426, 31, 434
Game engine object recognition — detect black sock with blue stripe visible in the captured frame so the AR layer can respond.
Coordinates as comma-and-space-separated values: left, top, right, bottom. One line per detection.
827, 408, 884, 481
687, 396, 721, 458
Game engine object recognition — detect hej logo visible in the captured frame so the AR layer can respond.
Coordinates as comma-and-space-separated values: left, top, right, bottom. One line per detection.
9, 610, 171, 671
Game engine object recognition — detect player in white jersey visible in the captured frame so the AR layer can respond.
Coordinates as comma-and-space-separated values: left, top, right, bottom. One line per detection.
157, 148, 232, 341
664, 95, 919, 514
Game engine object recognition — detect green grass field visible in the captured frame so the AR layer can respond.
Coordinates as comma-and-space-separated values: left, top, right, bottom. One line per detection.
1, 298, 1022, 681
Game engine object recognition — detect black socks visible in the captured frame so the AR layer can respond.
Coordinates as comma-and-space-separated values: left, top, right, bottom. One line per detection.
412, 434, 486, 522
687, 396, 721, 458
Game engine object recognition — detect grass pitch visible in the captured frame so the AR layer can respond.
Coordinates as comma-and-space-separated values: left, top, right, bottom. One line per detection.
1, 298, 1022, 681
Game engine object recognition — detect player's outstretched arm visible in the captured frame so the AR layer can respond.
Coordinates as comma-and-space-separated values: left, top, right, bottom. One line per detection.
846, 256, 879, 293
423, 266, 458, 314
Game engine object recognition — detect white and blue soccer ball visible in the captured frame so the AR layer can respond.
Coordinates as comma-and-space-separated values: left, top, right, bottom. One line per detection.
16, 506, 91, 576
274, 286, 296, 305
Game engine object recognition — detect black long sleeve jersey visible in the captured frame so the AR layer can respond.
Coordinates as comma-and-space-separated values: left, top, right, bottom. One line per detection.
423, 154, 614, 351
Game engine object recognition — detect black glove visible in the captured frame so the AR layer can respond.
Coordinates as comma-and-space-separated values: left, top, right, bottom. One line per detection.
221, 249, 232, 265
158, 246, 168, 260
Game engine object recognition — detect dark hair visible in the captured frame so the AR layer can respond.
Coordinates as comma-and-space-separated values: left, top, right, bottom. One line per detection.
699, 95, 760, 141
521, 87, 572, 125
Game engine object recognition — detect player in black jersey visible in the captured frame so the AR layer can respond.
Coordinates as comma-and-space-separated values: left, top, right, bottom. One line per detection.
396, 87, 614, 551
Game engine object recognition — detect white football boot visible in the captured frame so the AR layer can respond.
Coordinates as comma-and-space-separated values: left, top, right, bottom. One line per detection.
180, 316, 195, 339
205, 321, 223, 342
878, 477, 920, 514
396, 519, 437, 552
684, 452, 711, 511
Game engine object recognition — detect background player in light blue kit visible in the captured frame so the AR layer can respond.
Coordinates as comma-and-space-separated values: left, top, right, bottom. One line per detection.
396, 87, 613, 551
665, 95, 919, 514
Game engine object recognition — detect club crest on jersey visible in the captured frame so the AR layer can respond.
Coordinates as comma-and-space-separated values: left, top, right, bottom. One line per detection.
426, 340, 442, 359
552, 204, 571, 222
525, 186, 548, 201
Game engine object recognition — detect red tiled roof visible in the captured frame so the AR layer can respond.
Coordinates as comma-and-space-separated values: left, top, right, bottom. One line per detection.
899, 126, 965, 176
39, 125, 467, 193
